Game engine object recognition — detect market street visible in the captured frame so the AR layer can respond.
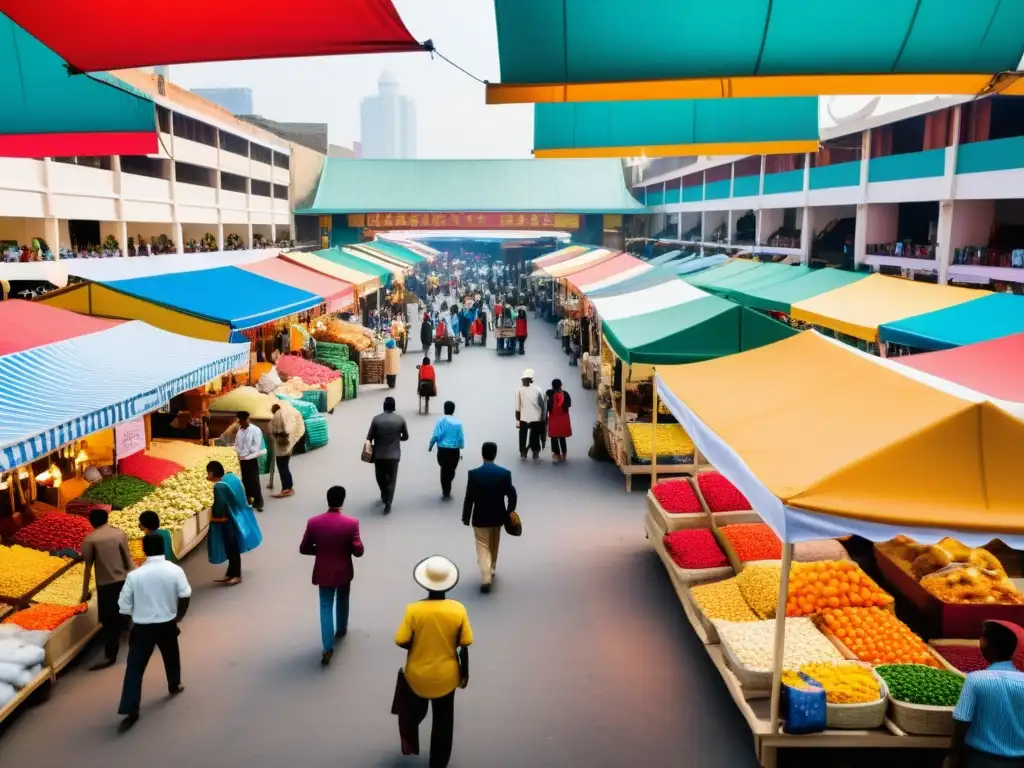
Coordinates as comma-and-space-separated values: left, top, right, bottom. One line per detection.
0, 322, 763, 768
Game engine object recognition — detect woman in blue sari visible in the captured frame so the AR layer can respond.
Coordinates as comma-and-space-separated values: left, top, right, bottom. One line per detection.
206, 461, 263, 586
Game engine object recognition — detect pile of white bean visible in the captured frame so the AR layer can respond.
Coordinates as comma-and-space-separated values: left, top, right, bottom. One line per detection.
714, 617, 846, 672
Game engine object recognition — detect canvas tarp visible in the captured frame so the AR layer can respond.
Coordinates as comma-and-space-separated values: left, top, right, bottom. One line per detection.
279, 251, 381, 294
683, 258, 764, 289
320, 248, 393, 282
241, 258, 354, 313
879, 293, 1024, 351
790, 273, 987, 342
345, 244, 413, 275
0, 300, 121, 355
565, 253, 650, 293
584, 264, 682, 298
735, 267, 869, 314
532, 245, 593, 269
895, 332, 1024, 406
540, 248, 618, 277
656, 331, 1024, 546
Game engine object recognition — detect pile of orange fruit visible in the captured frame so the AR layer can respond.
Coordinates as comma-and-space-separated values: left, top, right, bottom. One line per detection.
786, 560, 893, 617
817, 606, 941, 667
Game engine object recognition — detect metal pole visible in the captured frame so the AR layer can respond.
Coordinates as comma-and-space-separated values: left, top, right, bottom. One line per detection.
769, 541, 794, 735
652, 370, 659, 486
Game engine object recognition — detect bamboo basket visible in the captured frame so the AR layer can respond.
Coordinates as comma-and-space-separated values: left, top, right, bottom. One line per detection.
823, 666, 889, 730
887, 697, 955, 736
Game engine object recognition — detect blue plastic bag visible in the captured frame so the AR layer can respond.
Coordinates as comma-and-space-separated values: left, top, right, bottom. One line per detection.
782, 673, 827, 735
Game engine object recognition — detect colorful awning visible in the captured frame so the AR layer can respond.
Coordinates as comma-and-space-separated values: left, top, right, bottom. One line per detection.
0, 12, 157, 157
0, 0, 423, 72
790, 274, 987, 342
346, 244, 414, 274
531, 245, 593, 270
339, 247, 405, 278
583, 264, 682, 298
241, 258, 354, 313
895, 333, 1024, 405
364, 239, 426, 265
0, 321, 249, 471
279, 251, 381, 294
488, 0, 1024, 103
565, 253, 650, 293
539, 248, 618, 278
533, 98, 819, 158
0, 300, 121, 356
656, 331, 1024, 546
879, 293, 1024, 351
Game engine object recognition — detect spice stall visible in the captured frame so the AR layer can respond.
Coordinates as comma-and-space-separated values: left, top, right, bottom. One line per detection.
646, 330, 1024, 767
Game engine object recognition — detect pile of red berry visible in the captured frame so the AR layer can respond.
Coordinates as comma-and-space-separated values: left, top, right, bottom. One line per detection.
12, 512, 94, 553
663, 529, 729, 570
697, 472, 751, 512
933, 644, 987, 673
651, 479, 702, 514
117, 453, 184, 486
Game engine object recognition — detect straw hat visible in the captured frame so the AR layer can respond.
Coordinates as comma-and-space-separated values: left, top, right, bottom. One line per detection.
413, 555, 459, 593
521, 368, 535, 380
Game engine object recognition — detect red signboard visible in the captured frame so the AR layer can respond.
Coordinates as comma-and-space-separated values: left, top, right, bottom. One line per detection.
348, 213, 580, 230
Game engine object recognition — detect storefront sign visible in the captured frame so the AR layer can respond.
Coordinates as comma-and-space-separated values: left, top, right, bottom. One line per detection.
114, 417, 146, 459
348, 213, 580, 230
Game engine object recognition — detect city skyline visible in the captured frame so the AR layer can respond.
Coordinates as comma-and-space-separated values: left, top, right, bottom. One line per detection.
359, 70, 416, 159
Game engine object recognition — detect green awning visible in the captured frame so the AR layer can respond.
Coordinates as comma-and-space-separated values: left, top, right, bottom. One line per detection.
735, 267, 870, 314
362, 240, 426, 265
694, 262, 813, 305
312, 248, 392, 283
489, 1, 1024, 102
534, 97, 819, 157
296, 158, 645, 214
0, 12, 157, 157
683, 259, 764, 289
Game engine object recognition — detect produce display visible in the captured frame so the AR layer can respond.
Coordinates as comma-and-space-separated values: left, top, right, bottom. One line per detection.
691, 579, 757, 622
275, 377, 315, 398
209, 386, 277, 420
0, 546, 70, 600
626, 423, 695, 462
275, 355, 340, 385
876, 664, 964, 706
4, 603, 86, 631
737, 563, 782, 619
931, 643, 987, 673
80, 475, 156, 510
920, 568, 1024, 605
0, 626, 46, 706
817, 606, 940, 667
697, 472, 751, 512
782, 663, 882, 704
651, 479, 702, 514
312, 318, 375, 351
31, 563, 91, 606
663, 529, 728, 570
786, 561, 893, 616
715, 617, 846, 672
719, 523, 782, 564
793, 540, 850, 563
117, 452, 185, 486
11, 513, 94, 554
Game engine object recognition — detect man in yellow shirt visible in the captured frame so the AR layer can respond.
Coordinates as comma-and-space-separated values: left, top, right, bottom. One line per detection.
393, 556, 472, 768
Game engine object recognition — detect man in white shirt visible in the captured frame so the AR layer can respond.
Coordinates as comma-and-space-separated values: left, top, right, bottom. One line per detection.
234, 410, 266, 511
514, 368, 546, 460
117, 533, 191, 731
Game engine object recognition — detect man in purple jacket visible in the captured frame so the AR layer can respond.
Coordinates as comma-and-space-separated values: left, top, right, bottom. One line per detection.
299, 486, 365, 666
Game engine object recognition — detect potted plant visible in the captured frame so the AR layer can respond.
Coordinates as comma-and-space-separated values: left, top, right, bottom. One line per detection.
102, 234, 120, 253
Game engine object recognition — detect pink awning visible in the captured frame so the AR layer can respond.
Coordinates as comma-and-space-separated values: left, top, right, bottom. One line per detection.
242, 258, 354, 313
0, 300, 121, 356
895, 333, 1024, 403
565, 253, 650, 293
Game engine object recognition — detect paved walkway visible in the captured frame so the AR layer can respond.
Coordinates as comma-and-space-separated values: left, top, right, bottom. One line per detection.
0, 315, 940, 767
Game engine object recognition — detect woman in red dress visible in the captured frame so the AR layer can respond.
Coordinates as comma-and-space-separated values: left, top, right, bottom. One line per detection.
514, 309, 528, 355
545, 378, 572, 462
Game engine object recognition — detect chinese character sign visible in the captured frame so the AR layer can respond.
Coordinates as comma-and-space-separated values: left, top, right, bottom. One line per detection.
115, 417, 147, 459
351, 213, 580, 229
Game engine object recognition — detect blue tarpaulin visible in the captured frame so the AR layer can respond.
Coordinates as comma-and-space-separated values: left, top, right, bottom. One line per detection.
879, 293, 1024, 351
0, 322, 249, 470
102, 266, 324, 330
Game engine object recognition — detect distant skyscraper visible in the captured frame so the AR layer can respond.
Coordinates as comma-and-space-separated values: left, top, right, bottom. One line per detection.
359, 71, 416, 159
190, 87, 254, 116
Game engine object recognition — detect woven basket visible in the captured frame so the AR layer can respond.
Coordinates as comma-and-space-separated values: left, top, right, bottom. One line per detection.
718, 630, 773, 691
887, 697, 954, 736
823, 667, 888, 730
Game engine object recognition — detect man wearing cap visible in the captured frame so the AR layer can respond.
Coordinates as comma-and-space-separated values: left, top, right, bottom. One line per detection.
514, 369, 545, 460
393, 556, 473, 768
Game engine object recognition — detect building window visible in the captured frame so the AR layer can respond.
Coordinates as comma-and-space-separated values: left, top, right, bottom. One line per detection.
52, 156, 113, 170
175, 161, 215, 187
219, 130, 249, 157
157, 106, 171, 134
121, 155, 167, 179
272, 151, 290, 170
172, 112, 217, 147
273, 183, 288, 200
221, 171, 247, 194
250, 179, 272, 197
250, 143, 272, 165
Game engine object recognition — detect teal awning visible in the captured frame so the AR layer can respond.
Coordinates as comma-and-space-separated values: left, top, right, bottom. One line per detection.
734, 267, 869, 314
683, 259, 764, 288
0, 12, 157, 157
879, 293, 1024, 351
534, 98, 819, 157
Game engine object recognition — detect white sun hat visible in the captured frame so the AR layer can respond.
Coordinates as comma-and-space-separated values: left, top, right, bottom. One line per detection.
413, 555, 460, 593
521, 368, 535, 379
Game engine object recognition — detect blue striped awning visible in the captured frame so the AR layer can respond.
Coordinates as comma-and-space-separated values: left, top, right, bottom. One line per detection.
0, 321, 249, 471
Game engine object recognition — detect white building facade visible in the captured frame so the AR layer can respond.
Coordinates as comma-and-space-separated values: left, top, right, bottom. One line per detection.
638, 95, 1024, 288
359, 71, 416, 159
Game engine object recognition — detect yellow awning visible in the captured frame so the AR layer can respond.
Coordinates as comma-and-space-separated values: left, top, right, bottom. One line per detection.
279, 251, 381, 294
790, 274, 987, 342
656, 332, 1024, 540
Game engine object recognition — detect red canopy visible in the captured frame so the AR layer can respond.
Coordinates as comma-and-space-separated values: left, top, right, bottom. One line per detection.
242, 258, 354, 313
895, 332, 1024, 402
0, 300, 121, 356
0, 0, 424, 72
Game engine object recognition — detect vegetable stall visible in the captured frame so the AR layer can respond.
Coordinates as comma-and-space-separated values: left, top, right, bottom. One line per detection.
644, 330, 1024, 767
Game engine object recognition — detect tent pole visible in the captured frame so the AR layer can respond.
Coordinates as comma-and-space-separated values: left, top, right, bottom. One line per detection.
769, 541, 793, 736
652, 370, 659, 486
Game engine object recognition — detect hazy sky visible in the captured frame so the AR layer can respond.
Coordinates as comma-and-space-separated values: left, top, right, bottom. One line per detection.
169, 0, 533, 159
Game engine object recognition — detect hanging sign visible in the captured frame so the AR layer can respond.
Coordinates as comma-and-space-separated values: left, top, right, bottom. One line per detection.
114, 417, 146, 459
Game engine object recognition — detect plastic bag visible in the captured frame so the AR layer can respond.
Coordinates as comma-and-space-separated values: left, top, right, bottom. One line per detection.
0, 640, 45, 667
234, 506, 263, 554
0, 681, 15, 707
0, 661, 34, 688
782, 673, 827, 735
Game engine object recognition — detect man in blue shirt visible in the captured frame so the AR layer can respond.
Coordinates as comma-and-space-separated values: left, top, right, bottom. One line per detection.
428, 400, 465, 500
948, 620, 1024, 768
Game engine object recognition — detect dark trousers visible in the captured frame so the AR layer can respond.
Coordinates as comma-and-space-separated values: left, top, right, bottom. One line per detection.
97, 581, 126, 661
551, 436, 567, 455
434, 340, 453, 362
223, 521, 242, 579
436, 448, 460, 497
118, 621, 181, 715
519, 422, 542, 457
393, 676, 456, 768
275, 455, 293, 491
561, 335, 570, 353
516, 336, 525, 353
963, 749, 1024, 768
374, 459, 400, 505
240, 458, 264, 510
386, 374, 397, 388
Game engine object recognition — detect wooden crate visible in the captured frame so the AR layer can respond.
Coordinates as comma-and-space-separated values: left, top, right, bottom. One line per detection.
359, 356, 385, 385
45, 599, 100, 672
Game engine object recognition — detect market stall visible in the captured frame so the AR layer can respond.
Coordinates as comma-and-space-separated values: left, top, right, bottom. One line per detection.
649, 330, 1024, 767
279, 250, 382, 296
878, 293, 1024, 352
563, 252, 651, 295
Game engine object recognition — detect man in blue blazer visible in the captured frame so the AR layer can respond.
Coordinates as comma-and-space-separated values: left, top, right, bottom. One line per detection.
462, 442, 517, 593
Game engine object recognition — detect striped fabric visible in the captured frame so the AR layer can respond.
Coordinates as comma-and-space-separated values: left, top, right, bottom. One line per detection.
0, 322, 249, 471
